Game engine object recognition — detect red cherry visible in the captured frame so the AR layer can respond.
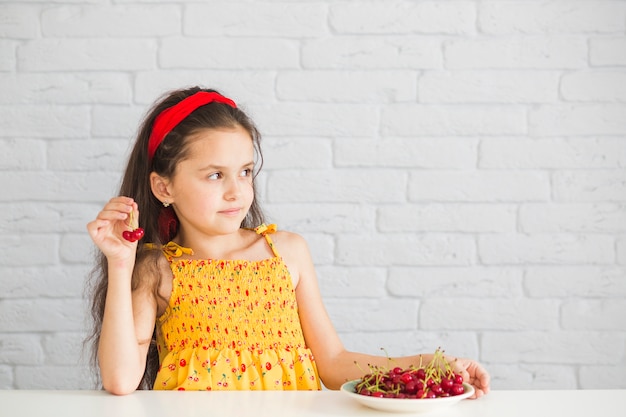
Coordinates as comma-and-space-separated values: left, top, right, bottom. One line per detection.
122, 227, 144, 242
400, 372, 413, 384
430, 383, 444, 396
451, 383, 465, 396
132, 227, 145, 241
441, 376, 454, 392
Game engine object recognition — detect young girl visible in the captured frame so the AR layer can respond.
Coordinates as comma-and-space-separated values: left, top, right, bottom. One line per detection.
86, 87, 491, 396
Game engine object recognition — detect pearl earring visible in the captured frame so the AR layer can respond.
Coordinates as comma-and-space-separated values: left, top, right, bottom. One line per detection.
163, 201, 170, 208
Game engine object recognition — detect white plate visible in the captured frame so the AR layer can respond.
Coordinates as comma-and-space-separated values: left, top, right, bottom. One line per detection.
340, 380, 474, 413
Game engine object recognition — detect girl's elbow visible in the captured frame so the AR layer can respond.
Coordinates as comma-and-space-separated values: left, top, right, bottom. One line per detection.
101, 375, 140, 395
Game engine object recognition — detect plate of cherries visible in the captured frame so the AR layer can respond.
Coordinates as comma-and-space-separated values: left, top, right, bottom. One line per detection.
341, 348, 474, 413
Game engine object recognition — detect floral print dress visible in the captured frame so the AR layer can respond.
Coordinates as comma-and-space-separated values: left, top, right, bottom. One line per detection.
153, 224, 321, 391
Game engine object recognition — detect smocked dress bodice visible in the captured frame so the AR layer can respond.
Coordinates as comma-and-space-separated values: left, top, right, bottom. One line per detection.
153, 224, 320, 391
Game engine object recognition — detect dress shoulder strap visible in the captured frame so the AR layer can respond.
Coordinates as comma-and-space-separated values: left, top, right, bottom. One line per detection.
254, 223, 280, 258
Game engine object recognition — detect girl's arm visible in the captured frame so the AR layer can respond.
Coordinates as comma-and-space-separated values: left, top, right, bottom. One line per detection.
87, 197, 157, 395
97, 259, 157, 395
279, 232, 490, 398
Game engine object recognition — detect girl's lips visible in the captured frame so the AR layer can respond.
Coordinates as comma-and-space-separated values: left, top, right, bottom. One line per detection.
219, 208, 241, 216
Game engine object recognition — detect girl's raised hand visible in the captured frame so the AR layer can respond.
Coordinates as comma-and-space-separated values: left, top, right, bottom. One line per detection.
87, 197, 140, 261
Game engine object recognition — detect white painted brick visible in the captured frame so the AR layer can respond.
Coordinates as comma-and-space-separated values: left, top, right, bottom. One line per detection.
553, 170, 626, 202
480, 138, 626, 169
0, 40, 16, 71
0, 105, 89, 138
41, 5, 181, 37
18, 39, 157, 71
618, 238, 626, 265
0, 73, 132, 105
325, 298, 418, 332
277, 70, 417, 103
0, 235, 58, 267
160, 38, 299, 69
0, 202, 103, 234
388, 266, 523, 298
408, 171, 550, 202
248, 103, 379, 137
378, 204, 517, 232
562, 299, 626, 331
419, 70, 559, 103
316, 266, 387, 299
267, 169, 406, 204
580, 365, 626, 389
0, 334, 44, 365
382, 105, 527, 136
0, 5, 40, 38
263, 137, 332, 170
0, 299, 86, 332
330, 1, 476, 35
0, 365, 12, 389
335, 138, 476, 169
487, 364, 577, 390
520, 203, 626, 233
3, 172, 120, 202
60, 233, 95, 264
336, 234, 475, 266
48, 140, 130, 172
525, 266, 626, 298
134, 71, 276, 104
0, 139, 45, 170
91, 104, 146, 138
0, 265, 90, 298
478, 234, 615, 265
1, 203, 58, 235
342, 331, 479, 362
561, 71, 626, 102
185, 3, 327, 37
444, 37, 587, 69
42, 332, 87, 365
421, 298, 559, 330
302, 37, 442, 69
15, 365, 91, 389
529, 104, 626, 136
298, 233, 334, 266
589, 37, 626, 66
479, 1, 626, 34
482, 331, 622, 364
265, 203, 376, 234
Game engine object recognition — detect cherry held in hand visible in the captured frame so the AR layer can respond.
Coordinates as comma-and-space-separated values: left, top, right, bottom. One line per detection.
122, 209, 144, 242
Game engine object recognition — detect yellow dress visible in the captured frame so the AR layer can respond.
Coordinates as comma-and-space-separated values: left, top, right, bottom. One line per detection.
153, 224, 321, 391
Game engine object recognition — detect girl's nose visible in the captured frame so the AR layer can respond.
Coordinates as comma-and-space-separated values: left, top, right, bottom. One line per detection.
224, 177, 241, 200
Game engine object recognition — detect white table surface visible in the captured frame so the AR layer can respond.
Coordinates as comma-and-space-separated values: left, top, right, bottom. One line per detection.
1, 389, 624, 417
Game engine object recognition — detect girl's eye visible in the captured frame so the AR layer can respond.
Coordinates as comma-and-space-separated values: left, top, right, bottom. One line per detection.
240, 168, 252, 177
208, 172, 222, 180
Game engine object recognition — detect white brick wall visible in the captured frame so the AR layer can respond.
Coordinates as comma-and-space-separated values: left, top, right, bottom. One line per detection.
1, 0, 625, 390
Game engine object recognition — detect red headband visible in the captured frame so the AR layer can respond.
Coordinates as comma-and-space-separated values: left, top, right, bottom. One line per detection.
147, 91, 237, 161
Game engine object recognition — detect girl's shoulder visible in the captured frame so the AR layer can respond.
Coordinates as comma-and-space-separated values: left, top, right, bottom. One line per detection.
267, 228, 312, 261
265, 227, 307, 246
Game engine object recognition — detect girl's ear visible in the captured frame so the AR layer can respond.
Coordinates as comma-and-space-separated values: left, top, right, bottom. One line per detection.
150, 172, 173, 205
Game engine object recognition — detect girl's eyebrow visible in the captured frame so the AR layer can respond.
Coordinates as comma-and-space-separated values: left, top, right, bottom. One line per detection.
198, 161, 255, 171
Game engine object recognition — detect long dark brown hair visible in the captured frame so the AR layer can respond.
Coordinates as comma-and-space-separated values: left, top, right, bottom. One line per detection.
85, 87, 265, 390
